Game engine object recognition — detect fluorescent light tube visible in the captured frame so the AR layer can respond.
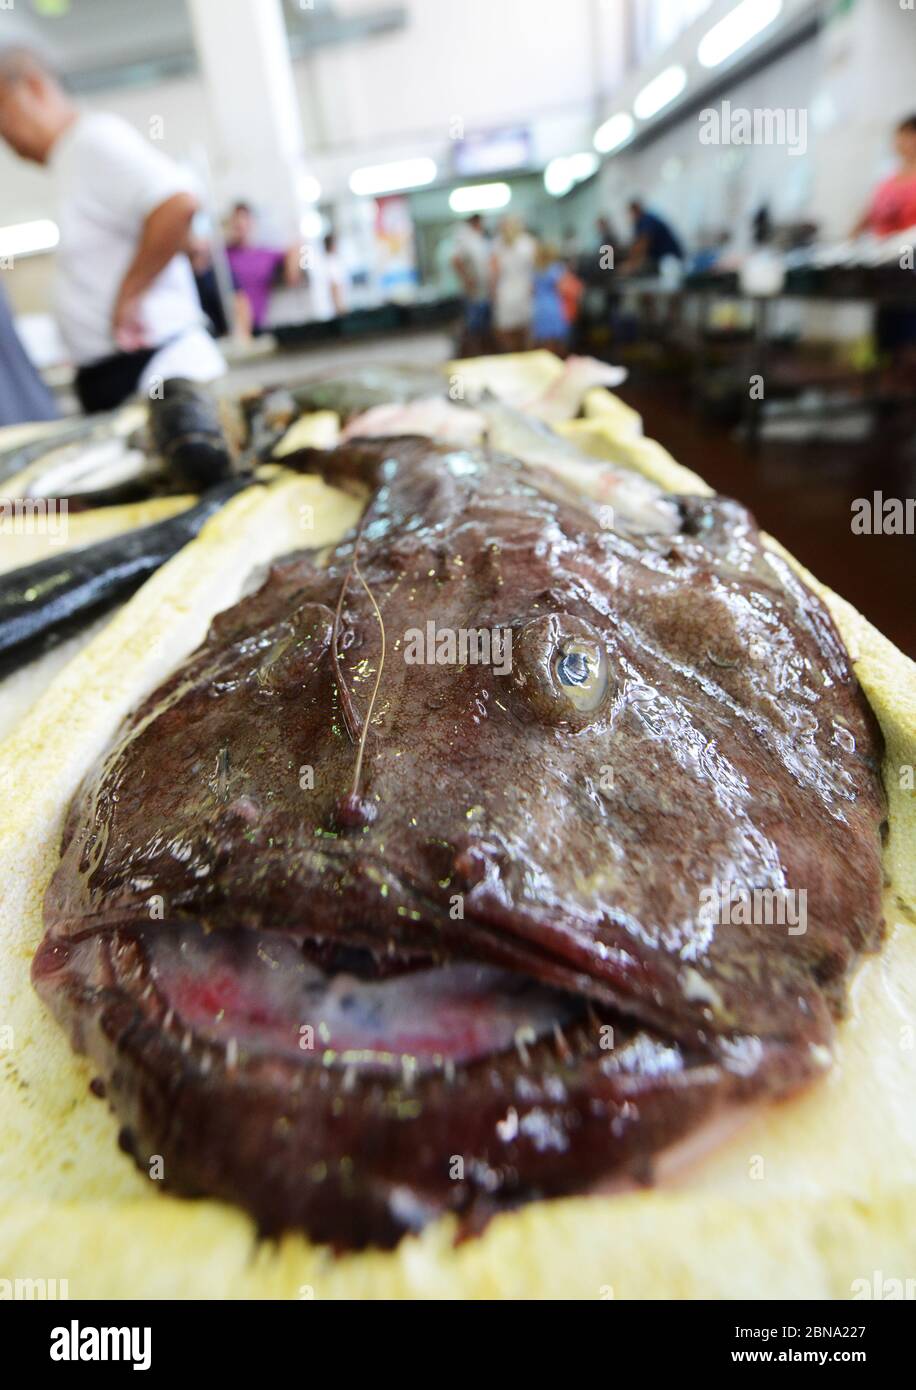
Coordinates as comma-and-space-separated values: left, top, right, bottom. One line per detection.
349, 158, 437, 197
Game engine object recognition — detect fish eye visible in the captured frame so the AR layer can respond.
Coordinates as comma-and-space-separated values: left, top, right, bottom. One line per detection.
514, 614, 611, 724
555, 639, 607, 712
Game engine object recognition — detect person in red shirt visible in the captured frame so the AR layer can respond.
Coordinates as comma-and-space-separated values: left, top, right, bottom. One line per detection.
851, 115, 916, 384
852, 114, 916, 238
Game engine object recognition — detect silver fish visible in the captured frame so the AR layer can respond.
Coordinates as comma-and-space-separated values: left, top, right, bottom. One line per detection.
482, 402, 681, 535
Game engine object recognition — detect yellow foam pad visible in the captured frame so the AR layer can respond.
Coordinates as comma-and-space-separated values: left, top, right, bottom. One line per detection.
0, 363, 913, 1298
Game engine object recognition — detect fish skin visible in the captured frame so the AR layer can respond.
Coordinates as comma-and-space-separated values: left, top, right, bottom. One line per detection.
23, 439, 153, 500
148, 379, 236, 489
0, 414, 123, 487
342, 397, 486, 447
482, 401, 680, 534
35, 435, 885, 1246
287, 365, 449, 423
0, 479, 247, 674
44, 436, 884, 1045
523, 355, 628, 422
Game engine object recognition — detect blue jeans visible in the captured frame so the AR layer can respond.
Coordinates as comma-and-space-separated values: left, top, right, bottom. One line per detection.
465, 300, 491, 335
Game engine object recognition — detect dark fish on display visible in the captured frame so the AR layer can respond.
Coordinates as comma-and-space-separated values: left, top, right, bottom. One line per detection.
0, 479, 246, 675
35, 434, 885, 1249
148, 378, 239, 489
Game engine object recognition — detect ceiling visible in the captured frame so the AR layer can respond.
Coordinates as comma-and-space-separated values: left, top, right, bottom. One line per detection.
1, 0, 407, 92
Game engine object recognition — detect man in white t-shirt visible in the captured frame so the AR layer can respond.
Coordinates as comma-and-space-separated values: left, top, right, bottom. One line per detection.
303, 232, 350, 323
0, 46, 225, 413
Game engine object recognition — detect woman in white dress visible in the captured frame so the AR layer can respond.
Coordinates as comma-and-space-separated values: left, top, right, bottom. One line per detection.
491, 215, 536, 352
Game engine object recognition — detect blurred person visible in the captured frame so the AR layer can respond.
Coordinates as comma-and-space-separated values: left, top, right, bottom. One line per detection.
852, 114, 916, 238
752, 203, 773, 246
0, 46, 225, 413
561, 225, 580, 265
452, 212, 491, 354
590, 214, 622, 279
595, 215, 619, 255
187, 234, 229, 339
225, 201, 301, 338
621, 198, 684, 274
532, 241, 582, 355
0, 281, 58, 426
690, 230, 732, 275
433, 225, 462, 296
323, 233, 349, 317
305, 232, 349, 322
852, 115, 916, 382
491, 214, 535, 352
558, 255, 585, 335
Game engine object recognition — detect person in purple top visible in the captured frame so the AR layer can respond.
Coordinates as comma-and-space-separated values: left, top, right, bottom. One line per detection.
224, 202, 301, 337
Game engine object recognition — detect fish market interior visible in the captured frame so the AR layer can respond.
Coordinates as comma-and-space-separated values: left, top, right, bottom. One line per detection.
1, 0, 916, 1309
0, 0, 914, 655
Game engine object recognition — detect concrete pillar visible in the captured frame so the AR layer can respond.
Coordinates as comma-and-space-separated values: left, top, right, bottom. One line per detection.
187, 0, 315, 244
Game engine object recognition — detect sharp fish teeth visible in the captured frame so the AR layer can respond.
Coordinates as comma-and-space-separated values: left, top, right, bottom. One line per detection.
514, 1025, 535, 1067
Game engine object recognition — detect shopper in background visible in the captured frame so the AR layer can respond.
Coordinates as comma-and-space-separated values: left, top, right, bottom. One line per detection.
225, 201, 301, 339
452, 213, 491, 354
595, 215, 619, 261
187, 235, 230, 339
689, 229, 733, 275
305, 232, 349, 322
0, 282, 58, 426
322, 233, 349, 317
561, 225, 581, 268
0, 46, 225, 413
621, 198, 684, 274
532, 241, 582, 356
852, 114, 916, 382
558, 254, 585, 341
491, 214, 536, 352
852, 113, 916, 238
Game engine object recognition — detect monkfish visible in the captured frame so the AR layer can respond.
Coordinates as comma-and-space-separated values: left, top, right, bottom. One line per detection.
34, 433, 885, 1249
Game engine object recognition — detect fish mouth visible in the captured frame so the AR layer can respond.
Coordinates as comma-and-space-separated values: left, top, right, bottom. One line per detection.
32, 912, 774, 1249
40, 848, 640, 1056
34, 920, 584, 1076
47, 829, 645, 1028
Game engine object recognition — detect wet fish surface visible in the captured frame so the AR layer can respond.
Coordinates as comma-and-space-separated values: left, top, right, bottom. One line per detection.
34, 436, 885, 1248
287, 364, 450, 422
0, 480, 245, 675
0, 412, 126, 488
148, 378, 238, 490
